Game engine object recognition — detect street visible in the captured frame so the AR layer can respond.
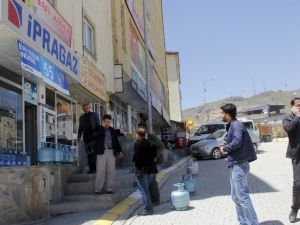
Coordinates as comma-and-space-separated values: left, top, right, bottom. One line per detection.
114, 142, 292, 225
38, 141, 294, 225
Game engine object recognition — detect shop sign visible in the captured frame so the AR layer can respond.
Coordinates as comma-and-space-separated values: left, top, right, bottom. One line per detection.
17, 39, 70, 95
30, 0, 72, 47
131, 64, 146, 101
2, 0, 79, 80
24, 80, 38, 104
80, 57, 106, 102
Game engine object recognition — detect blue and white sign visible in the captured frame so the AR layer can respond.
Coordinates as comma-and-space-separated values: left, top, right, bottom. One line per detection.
2, 0, 79, 80
17, 39, 69, 95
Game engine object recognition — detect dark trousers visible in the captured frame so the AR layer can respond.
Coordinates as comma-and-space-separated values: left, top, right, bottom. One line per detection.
149, 174, 160, 204
292, 159, 300, 212
85, 144, 96, 172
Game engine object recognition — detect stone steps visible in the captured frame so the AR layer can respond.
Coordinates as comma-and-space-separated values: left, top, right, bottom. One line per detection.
50, 167, 137, 216
50, 189, 134, 215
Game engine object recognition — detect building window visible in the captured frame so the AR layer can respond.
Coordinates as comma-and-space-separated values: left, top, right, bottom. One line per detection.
121, 4, 126, 52
83, 18, 95, 55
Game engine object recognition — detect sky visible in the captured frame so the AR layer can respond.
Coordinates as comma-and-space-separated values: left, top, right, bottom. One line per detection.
163, 0, 300, 109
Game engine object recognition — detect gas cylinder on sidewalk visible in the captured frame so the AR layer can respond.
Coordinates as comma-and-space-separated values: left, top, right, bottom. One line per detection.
171, 183, 190, 210
186, 158, 199, 175
182, 174, 197, 194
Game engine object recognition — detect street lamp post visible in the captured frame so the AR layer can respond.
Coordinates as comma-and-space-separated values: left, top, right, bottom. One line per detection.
203, 77, 216, 123
143, 0, 152, 133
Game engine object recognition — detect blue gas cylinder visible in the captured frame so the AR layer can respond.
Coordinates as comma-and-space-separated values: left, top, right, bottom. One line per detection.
171, 183, 190, 210
38, 142, 54, 164
182, 174, 197, 194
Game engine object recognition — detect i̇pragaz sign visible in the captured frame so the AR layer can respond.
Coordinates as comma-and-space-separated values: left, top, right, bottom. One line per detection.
2, 0, 79, 80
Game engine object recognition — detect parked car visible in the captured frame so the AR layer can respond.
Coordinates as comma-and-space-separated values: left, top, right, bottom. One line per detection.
189, 129, 260, 160
187, 119, 257, 150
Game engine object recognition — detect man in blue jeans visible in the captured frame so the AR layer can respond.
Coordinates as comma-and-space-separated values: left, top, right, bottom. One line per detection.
219, 103, 259, 225
132, 127, 158, 216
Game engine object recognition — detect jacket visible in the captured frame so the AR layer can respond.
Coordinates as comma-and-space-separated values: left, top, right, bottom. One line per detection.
224, 119, 257, 167
283, 113, 300, 160
92, 126, 122, 156
77, 112, 100, 144
132, 138, 158, 175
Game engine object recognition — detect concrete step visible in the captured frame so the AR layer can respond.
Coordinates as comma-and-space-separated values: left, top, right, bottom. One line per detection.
66, 173, 137, 195
68, 168, 135, 183
50, 189, 135, 215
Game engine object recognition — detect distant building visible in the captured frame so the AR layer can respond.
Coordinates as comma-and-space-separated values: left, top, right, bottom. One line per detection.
238, 104, 285, 123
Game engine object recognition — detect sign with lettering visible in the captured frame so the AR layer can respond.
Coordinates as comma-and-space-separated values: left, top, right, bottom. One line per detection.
2, 0, 79, 80
17, 39, 69, 95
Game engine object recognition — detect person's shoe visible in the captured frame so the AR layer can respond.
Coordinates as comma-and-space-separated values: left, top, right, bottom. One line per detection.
138, 210, 153, 216
289, 210, 298, 223
94, 190, 104, 195
106, 191, 114, 194
88, 170, 96, 174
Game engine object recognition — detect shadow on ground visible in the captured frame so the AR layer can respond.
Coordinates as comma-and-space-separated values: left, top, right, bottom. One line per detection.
260, 220, 285, 225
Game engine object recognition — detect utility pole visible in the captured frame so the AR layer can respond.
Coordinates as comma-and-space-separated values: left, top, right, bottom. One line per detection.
143, 0, 152, 133
203, 77, 215, 123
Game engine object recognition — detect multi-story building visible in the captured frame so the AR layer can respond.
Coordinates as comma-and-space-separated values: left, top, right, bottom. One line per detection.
0, 0, 112, 164
111, 0, 170, 134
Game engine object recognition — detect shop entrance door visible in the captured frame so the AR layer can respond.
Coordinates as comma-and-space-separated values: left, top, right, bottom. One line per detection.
25, 102, 37, 165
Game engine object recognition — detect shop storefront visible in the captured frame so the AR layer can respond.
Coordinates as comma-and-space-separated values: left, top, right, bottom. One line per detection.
0, 0, 107, 166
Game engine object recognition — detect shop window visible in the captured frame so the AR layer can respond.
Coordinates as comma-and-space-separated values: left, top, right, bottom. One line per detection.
83, 18, 95, 55
0, 82, 23, 151
46, 88, 55, 110
56, 95, 73, 145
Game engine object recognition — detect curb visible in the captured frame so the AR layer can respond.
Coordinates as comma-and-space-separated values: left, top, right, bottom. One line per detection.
93, 156, 191, 225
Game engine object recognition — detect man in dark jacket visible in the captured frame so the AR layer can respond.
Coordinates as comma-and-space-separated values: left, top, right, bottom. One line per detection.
133, 127, 158, 216
138, 123, 164, 205
77, 103, 100, 173
283, 97, 300, 223
93, 114, 122, 194
219, 103, 259, 225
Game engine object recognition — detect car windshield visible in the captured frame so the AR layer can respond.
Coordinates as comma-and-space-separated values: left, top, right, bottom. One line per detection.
206, 130, 226, 139
195, 124, 225, 135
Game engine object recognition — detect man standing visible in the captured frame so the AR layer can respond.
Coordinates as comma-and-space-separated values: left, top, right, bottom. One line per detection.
283, 97, 300, 223
133, 127, 158, 215
219, 103, 259, 225
138, 123, 164, 206
77, 103, 100, 173
93, 114, 122, 194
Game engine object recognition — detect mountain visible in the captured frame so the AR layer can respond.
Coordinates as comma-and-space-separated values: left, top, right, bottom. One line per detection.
183, 88, 300, 125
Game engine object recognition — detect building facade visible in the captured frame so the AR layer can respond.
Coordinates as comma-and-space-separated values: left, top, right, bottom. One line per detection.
0, 0, 112, 165
111, 0, 170, 135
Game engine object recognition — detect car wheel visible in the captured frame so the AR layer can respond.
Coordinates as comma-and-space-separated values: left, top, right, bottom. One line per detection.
211, 148, 222, 159
253, 143, 258, 153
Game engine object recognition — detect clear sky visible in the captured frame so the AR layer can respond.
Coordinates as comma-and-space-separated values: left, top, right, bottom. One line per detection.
163, 0, 300, 109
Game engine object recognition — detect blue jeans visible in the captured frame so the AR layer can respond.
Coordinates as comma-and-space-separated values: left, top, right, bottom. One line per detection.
137, 173, 154, 211
230, 162, 259, 225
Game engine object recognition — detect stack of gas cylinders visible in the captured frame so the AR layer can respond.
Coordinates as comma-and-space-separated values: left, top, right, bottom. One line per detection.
171, 158, 198, 210
37, 142, 74, 165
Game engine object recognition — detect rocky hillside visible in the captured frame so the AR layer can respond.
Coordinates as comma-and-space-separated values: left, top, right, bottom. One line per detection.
183, 88, 300, 125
